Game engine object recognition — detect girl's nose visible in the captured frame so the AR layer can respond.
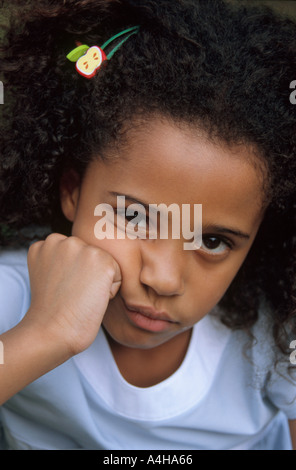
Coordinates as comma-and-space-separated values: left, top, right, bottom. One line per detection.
139, 240, 185, 297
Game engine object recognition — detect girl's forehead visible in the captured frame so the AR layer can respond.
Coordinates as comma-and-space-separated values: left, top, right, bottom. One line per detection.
96, 117, 266, 201
86, 118, 266, 226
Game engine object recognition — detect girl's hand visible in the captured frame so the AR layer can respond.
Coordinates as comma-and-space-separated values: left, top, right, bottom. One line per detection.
26, 233, 122, 357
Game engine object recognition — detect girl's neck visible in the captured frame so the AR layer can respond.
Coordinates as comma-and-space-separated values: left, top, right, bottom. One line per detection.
104, 328, 192, 388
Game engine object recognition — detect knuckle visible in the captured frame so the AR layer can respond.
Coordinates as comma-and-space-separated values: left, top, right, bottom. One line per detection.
84, 244, 103, 264
83, 246, 115, 275
66, 235, 78, 244
64, 236, 84, 250
45, 232, 67, 243
104, 257, 118, 279
27, 240, 43, 258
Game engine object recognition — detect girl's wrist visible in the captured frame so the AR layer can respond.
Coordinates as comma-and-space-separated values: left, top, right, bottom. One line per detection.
17, 310, 74, 365
0, 313, 73, 405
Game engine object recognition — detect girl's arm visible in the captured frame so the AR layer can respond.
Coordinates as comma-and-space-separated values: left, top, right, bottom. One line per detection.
0, 233, 121, 406
0, 315, 72, 405
289, 420, 296, 450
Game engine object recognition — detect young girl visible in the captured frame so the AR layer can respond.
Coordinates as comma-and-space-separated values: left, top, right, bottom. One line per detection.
0, 0, 295, 450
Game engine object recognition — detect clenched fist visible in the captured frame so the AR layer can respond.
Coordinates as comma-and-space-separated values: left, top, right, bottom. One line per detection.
27, 233, 122, 356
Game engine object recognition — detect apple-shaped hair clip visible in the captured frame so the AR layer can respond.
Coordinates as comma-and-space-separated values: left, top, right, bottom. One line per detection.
75, 46, 106, 79
66, 26, 139, 79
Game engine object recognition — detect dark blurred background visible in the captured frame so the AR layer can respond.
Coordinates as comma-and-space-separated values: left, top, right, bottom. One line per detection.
228, 0, 296, 18
0, 1, 296, 42
1, 1, 296, 25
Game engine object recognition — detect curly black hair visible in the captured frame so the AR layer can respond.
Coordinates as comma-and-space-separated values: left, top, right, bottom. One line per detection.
0, 0, 295, 364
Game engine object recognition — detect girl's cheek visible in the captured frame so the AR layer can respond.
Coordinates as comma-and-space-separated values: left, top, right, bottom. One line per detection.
93, 238, 136, 269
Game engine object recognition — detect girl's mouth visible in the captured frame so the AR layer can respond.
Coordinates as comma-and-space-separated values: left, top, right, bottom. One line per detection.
122, 301, 177, 333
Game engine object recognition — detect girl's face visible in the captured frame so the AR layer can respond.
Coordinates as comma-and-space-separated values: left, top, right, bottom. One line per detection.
61, 118, 265, 350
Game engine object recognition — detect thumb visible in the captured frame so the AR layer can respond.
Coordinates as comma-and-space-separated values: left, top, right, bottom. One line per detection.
109, 280, 122, 299
109, 261, 122, 299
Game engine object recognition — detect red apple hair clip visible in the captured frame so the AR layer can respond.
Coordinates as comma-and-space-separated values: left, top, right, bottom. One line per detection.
66, 26, 140, 79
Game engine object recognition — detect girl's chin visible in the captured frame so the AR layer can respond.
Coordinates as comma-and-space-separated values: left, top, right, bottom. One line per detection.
101, 322, 178, 351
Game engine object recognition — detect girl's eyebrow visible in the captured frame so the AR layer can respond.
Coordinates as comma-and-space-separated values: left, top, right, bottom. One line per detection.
108, 192, 251, 240
203, 224, 250, 240
108, 191, 155, 213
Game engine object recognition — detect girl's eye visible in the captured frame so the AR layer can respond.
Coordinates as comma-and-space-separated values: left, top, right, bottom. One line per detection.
200, 235, 232, 256
125, 212, 147, 229
115, 208, 150, 237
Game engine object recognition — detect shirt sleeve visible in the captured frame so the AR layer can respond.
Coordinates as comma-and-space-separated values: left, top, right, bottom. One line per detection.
0, 249, 31, 335
252, 310, 296, 420
265, 361, 296, 420
0, 250, 31, 450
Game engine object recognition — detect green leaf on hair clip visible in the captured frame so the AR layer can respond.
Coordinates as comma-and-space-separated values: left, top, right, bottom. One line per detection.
66, 45, 90, 62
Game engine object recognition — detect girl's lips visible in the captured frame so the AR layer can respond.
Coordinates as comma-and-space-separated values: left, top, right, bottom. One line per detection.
123, 302, 176, 333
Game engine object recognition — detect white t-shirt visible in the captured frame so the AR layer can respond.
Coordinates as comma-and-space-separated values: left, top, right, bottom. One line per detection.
0, 248, 296, 450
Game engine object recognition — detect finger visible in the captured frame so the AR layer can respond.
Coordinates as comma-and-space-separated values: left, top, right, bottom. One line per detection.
45, 233, 68, 243
109, 259, 122, 299
27, 239, 44, 263
113, 259, 122, 284
109, 280, 122, 299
